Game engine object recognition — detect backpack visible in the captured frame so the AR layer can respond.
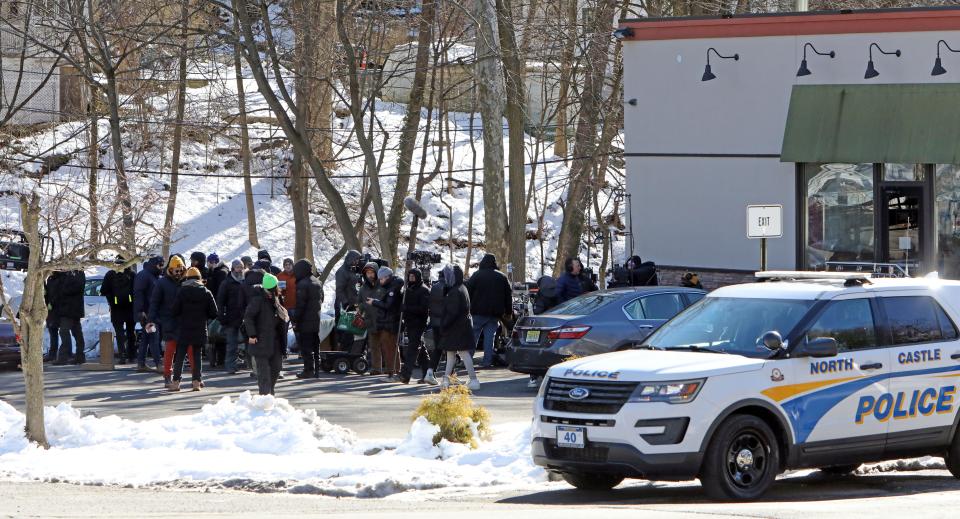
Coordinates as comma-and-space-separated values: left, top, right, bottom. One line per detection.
110, 271, 134, 306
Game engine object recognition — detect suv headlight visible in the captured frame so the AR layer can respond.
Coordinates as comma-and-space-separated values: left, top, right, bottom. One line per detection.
628, 379, 705, 404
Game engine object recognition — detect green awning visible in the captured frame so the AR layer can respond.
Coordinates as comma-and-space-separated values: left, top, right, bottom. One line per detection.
781, 83, 960, 164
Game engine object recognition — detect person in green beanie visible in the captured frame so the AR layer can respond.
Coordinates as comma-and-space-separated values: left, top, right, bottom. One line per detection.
243, 273, 289, 395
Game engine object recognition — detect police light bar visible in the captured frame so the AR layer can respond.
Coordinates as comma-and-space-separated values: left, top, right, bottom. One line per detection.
755, 271, 872, 282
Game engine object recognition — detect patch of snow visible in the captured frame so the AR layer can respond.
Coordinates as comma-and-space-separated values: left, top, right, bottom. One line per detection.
0, 393, 547, 498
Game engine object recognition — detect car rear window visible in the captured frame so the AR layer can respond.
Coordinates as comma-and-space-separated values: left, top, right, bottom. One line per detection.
548, 293, 620, 316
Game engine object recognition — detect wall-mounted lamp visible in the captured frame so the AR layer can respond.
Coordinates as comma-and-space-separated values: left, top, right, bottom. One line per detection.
613, 27, 634, 40
702, 47, 739, 82
796, 43, 835, 77
627, 98, 638, 106
864, 43, 901, 79
932, 40, 960, 76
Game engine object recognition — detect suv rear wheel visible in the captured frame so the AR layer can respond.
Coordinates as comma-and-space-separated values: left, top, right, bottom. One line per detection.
560, 471, 624, 491
947, 430, 960, 479
700, 414, 780, 501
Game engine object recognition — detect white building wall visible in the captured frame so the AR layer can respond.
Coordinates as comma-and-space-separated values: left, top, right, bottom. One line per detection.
0, 58, 60, 125
624, 28, 960, 271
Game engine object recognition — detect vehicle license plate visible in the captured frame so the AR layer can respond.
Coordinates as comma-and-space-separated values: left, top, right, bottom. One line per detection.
557, 426, 586, 449
525, 330, 541, 343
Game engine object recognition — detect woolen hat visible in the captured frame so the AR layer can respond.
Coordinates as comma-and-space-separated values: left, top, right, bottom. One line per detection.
231, 259, 243, 269
262, 273, 279, 290
208, 253, 220, 264
167, 255, 185, 274
377, 266, 393, 278
184, 267, 202, 280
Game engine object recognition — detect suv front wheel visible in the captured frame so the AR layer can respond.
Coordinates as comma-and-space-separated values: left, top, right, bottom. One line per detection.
700, 414, 780, 500
560, 471, 624, 491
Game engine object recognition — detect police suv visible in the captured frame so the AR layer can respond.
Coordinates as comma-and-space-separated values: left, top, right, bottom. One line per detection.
532, 272, 960, 500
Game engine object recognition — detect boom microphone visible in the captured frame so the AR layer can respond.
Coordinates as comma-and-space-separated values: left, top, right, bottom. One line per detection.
403, 197, 428, 219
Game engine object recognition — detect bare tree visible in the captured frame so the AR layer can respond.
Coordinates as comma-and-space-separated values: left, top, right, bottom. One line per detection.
161, 0, 191, 259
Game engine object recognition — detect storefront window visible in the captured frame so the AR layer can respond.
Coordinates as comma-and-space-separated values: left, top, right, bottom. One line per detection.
804, 163, 875, 269
885, 163, 924, 182
936, 165, 960, 279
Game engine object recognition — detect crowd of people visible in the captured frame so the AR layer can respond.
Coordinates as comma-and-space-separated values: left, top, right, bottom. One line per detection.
41, 244, 673, 396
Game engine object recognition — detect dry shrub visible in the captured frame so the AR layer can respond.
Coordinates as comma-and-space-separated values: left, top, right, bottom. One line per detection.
412, 384, 491, 448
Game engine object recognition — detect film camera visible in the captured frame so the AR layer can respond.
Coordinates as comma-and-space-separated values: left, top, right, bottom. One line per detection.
349, 252, 389, 273
406, 250, 442, 265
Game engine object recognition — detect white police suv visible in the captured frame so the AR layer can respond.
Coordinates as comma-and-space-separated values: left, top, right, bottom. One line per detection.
532, 272, 960, 500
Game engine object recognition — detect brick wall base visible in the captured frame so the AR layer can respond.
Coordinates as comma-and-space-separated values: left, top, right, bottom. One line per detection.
655, 266, 756, 291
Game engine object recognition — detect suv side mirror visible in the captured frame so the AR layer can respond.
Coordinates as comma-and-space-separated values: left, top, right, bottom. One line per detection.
799, 337, 838, 358
759, 331, 785, 351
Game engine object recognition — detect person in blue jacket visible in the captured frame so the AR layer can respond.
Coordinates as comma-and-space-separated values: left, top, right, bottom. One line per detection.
134, 255, 163, 372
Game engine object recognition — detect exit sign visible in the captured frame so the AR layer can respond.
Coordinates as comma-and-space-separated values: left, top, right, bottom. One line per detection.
747, 205, 783, 239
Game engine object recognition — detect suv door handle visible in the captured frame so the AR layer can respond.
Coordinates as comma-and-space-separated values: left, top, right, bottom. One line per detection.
951, 353, 960, 361
860, 362, 883, 370
638, 325, 653, 329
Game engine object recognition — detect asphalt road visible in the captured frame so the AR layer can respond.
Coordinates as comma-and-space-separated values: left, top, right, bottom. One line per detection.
2, 469, 960, 518
0, 360, 536, 438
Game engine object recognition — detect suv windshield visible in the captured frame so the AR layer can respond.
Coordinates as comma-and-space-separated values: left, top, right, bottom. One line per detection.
643, 297, 815, 357
547, 293, 621, 316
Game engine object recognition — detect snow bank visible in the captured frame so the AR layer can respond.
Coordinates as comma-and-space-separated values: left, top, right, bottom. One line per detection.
0, 393, 547, 498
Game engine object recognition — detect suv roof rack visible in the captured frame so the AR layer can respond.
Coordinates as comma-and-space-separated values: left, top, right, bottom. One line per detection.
755, 271, 873, 286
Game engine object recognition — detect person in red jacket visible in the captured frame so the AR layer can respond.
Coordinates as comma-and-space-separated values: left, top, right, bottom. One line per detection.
276, 258, 297, 357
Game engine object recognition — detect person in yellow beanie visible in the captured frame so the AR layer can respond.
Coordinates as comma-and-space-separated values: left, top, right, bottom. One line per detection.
169, 267, 218, 391
148, 254, 192, 388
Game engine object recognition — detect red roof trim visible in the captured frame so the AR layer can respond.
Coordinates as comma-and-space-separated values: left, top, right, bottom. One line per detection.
620, 10, 960, 41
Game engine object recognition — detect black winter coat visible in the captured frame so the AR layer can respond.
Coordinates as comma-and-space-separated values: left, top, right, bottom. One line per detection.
172, 280, 218, 347
372, 276, 404, 332
216, 273, 247, 328
206, 264, 229, 302
102, 268, 135, 309
243, 270, 264, 300
402, 269, 429, 329
59, 270, 86, 320
244, 287, 288, 357
293, 259, 323, 334
465, 254, 512, 317
149, 275, 181, 340
44, 272, 63, 322
428, 277, 445, 330
439, 266, 473, 352
133, 263, 160, 318
334, 250, 361, 308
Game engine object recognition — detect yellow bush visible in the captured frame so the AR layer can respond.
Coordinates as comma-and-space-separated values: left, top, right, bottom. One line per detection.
412, 385, 492, 448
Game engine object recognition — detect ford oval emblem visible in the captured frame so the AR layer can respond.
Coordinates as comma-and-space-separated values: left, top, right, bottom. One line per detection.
569, 387, 590, 400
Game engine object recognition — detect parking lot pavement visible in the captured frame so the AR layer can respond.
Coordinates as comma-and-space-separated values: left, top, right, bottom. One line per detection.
0, 362, 536, 438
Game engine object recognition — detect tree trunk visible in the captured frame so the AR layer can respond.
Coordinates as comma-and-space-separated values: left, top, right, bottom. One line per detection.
234, 0, 361, 251
232, 14, 259, 250
19, 194, 48, 448
161, 0, 189, 260
474, 0, 509, 265
387, 0, 435, 264
553, 0, 616, 276
103, 71, 136, 253
88, 109, 99, 245
554, 0, 577, 160
335, 0, 391, 265
496, 0, 527, 282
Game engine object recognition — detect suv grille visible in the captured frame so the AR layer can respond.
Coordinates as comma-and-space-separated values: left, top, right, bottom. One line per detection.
544, 378, 639, 415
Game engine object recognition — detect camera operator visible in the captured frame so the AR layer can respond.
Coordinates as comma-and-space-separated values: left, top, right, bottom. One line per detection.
399, 268, 430, 384
557, 257, 598, 303
334, 250, 362, 351
367, 267, 404, 381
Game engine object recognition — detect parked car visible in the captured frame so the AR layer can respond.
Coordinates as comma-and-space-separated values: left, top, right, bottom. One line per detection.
507, 286, 706, 376
0, 319, 20, 369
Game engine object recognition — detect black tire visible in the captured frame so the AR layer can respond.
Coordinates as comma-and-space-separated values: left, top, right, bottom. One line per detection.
700, 414, 780, 501
320, 358, 334, 372
352, 357, 369, 374
560, 471, 624, 491
819, 464, 860, 476
947, 431, 960, 479
334, 357, 350, 374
